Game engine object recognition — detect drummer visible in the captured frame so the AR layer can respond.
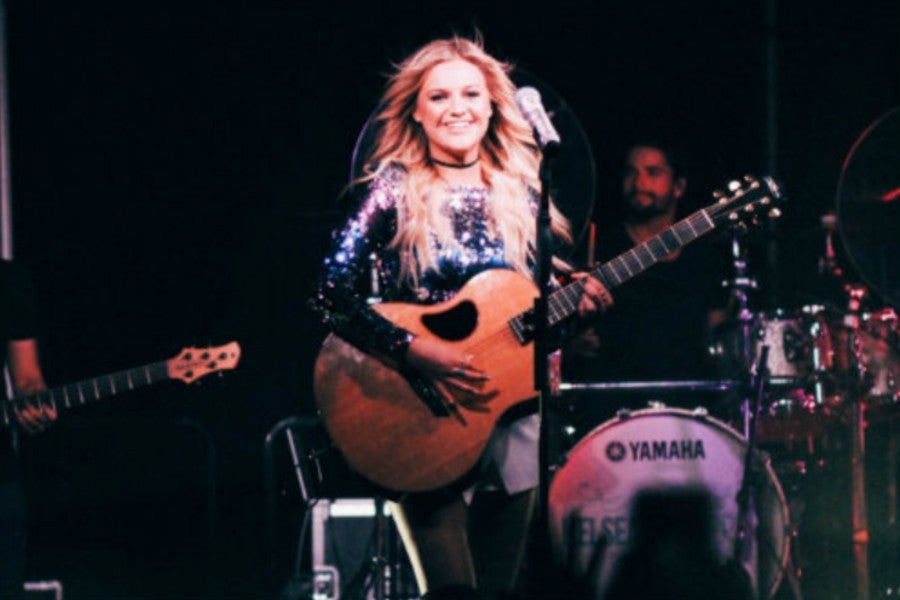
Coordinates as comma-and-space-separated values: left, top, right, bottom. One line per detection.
563, 137, 730, 419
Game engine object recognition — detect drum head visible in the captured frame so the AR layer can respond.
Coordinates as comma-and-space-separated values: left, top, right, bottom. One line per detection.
837, 106, 900, 310
349, 69, 597, 259
549, 407, 789, 598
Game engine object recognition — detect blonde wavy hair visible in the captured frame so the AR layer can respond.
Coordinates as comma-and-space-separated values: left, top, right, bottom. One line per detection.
361, 34, 571, 289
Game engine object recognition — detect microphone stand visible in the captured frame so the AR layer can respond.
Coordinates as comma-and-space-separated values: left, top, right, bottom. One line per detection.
534, 144, 558, 536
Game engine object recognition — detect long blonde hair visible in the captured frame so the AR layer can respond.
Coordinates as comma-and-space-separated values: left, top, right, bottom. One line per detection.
363, 35, 571, 288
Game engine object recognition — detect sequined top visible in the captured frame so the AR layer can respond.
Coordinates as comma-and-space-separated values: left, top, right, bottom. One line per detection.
311, 165, 535, 362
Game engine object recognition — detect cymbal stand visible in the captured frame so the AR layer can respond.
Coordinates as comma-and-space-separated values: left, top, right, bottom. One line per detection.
817, 212, 843, 281
722, 228, 758, 437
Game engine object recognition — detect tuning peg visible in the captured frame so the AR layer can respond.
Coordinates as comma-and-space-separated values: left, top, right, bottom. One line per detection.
728, 180, 741, 192
743, 174, 756, 182
713, 189, 726, 200
729, 212, 740, 222
744, 204, 755, 213
759, 196, 771, 206
768, 207, 782, 219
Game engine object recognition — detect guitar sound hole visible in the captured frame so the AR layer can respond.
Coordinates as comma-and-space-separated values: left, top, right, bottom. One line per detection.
421, 300, 478, 341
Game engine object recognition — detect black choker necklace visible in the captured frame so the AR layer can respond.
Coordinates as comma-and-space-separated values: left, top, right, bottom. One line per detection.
431, 157, 479, 169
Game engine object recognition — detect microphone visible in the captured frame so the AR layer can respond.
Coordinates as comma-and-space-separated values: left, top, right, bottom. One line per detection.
515, 86, 561, 152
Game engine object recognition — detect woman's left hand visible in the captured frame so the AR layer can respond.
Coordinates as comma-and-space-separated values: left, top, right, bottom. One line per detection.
575, 274, 614, 316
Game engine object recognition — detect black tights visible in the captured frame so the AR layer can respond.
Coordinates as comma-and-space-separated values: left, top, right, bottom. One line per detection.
390, 488, 536, 598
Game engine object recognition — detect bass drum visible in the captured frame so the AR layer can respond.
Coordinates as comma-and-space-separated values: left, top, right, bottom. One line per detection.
549, 406, 790, 598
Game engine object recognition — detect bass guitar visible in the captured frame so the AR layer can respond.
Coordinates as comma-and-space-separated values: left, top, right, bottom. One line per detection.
315, 176, 783, 492
2, 341, 241, 430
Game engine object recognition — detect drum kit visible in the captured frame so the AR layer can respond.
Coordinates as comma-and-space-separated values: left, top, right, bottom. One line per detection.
550, 108, 900, 600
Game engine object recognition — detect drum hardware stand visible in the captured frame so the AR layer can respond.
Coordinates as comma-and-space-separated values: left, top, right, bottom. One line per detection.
722, 227, 759, 438
560, 379, 742, 394
841, 283, 871, 600
732, 345, 805, 599
884, 420, 899, 595
850, 393, 870, 600
733, 345, 768, 597
809, 213, 847, 413
806, 306, 832, 410
817, 211, 843, 281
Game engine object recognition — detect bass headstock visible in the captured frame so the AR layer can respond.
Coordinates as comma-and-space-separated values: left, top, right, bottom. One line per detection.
166, 341, 242, 384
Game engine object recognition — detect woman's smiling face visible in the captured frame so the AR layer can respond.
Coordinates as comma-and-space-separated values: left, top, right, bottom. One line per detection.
414, 58, 492, 165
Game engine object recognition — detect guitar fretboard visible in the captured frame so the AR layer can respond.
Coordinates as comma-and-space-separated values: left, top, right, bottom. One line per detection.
508, 209, 715, 341
2, 361, 169, 428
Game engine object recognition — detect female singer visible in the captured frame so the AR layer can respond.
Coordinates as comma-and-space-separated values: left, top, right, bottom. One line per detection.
311, 34, 611, 600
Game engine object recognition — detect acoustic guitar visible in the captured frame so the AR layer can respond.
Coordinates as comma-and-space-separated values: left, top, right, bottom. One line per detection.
2, 341, 241, 430
315, 176, 783, 492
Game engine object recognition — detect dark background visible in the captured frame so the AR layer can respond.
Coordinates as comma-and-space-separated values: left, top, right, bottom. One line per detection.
4, 0, 899, 598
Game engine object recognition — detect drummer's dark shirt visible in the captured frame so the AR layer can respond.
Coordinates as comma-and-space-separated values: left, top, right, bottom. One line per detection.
563, 222, 729, 419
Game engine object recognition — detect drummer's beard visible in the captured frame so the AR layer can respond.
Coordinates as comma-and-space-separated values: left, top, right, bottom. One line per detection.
624, 190, 678, 222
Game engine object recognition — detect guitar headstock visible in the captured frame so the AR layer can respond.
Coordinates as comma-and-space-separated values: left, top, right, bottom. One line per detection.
706, 175, 785, 229
166, 341, 242, 384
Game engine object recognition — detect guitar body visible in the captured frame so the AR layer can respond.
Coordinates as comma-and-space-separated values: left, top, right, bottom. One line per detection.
314, 269, 539, 493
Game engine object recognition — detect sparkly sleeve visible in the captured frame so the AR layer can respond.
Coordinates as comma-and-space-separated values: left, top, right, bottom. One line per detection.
309, 173, 414, 364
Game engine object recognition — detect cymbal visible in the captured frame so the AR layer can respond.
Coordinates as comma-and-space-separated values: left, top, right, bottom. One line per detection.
837, 106, 900, 310
348, 68, 598, 258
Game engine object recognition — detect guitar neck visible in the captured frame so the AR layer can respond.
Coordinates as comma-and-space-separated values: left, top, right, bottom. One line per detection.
507, 208, 717, 342
2, 360, 170, 429
548, 209, 715, 326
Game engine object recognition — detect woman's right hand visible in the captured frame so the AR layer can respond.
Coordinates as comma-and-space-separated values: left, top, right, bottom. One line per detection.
405, 336, 489, 398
